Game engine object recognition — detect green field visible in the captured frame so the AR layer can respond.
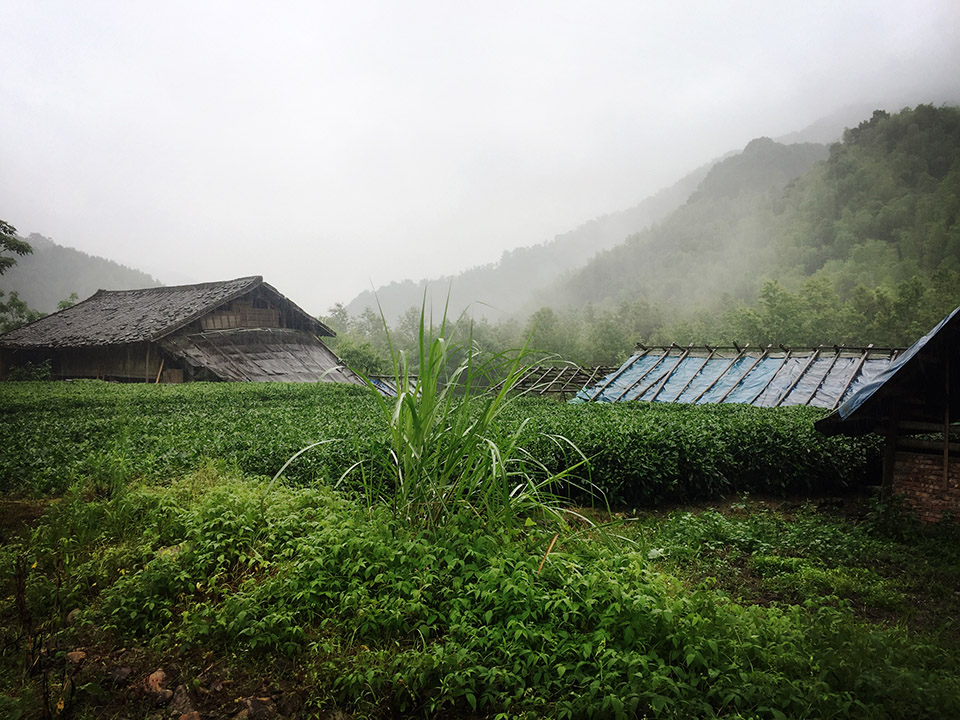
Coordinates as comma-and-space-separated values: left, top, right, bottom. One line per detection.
2, 381, 958, 719
0, 381, 876, 501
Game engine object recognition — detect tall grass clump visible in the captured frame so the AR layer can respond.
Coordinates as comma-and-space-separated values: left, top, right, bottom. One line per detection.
359, 303, 588, 530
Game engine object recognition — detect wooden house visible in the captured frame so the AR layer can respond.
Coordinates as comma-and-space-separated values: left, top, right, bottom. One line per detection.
0, 276, 364, 385
816, 307, 960, 523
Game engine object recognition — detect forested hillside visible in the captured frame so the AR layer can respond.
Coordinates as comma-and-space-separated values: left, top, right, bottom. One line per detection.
1, 233, 159, 313
346, 158, 716, 323
538, 139, 829, 311
331, 105, 960, 368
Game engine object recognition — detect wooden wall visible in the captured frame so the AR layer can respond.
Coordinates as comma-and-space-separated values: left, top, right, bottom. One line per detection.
0, 342, 168, 382
200, 299, 282, 331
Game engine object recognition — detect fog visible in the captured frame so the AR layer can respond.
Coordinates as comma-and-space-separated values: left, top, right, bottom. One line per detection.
1, 1, 959, 314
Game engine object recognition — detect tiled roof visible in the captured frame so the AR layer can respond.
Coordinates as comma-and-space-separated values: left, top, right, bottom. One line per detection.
0, 276, 331, 348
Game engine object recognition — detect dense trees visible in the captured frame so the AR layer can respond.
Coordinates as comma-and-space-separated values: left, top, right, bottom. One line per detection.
335, 105, 960, 369
0, 219, 42, 333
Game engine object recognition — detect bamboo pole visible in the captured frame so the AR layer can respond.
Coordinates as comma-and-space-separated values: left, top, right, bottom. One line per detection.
689, 345, 748, 404
746, 348, 793, 406
666, 347, 716, 403
715, 347, 770, 404
588, 349, 650, 402
645, 346, 693, 402
773, 348, 821, 407
829, 345, 873, 411
802, 347, 843, 407
613, 347, 674, 402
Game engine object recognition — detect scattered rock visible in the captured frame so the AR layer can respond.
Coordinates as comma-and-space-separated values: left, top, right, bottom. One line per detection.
66, 608, 81, 625
178, 713, 201, 720
278, 692, 302, 716
170, 685, 195, 715
144, 667, 174, 705
109, 666, 133, 685
145, 668, 167, 694
66, 650, 86, 664
236, 695, 278, 719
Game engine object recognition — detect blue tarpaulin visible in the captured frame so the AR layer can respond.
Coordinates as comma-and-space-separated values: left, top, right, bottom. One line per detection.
835, 305, 960, 419
577, 346, 901, 410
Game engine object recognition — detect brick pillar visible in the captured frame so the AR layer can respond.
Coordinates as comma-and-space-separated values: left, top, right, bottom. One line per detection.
892, 451, 960, 523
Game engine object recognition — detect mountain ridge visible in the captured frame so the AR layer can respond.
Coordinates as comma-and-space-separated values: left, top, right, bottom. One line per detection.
2, 233, 161, 314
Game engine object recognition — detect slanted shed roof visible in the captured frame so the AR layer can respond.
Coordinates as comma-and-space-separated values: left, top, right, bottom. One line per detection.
498, 365, 619, 397
160, 328, 362, 384
578, 345, 902, 409
816, 306, 960, 436
0, 276, 334, 348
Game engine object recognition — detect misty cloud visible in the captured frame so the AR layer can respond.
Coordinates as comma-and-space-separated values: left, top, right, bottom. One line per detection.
1, 0, 958, 313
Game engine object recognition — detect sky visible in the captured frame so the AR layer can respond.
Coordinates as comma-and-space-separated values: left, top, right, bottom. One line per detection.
2, 1, 959, 314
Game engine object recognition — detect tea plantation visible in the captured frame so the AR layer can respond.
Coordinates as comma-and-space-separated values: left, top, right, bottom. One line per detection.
2, 381, 958, 719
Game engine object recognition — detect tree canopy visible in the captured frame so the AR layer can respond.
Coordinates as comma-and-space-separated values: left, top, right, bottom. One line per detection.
0, 219, 32, 276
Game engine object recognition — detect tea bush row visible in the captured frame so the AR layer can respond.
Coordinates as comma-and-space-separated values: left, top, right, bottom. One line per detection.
0, 381, 879, 504
507, 400, 880, 504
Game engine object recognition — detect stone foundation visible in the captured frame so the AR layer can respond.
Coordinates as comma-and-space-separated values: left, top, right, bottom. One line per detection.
891, 450, 960, 524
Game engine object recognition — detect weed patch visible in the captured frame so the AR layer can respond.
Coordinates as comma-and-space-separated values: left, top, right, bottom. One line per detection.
3, 474, 959, 718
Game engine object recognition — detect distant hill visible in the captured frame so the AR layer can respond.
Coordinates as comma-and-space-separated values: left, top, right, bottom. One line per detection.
348, 101, 960, 330
2, 233, 160, 313
536, 104, 960, 337
346, 158, 717, 324
535, 138, 830, 312
774, 103, 883, 145
319, 104, 960, 365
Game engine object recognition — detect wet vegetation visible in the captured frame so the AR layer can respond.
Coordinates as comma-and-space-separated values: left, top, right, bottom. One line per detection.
4, 104, 960, 718
2, 380, 959, 718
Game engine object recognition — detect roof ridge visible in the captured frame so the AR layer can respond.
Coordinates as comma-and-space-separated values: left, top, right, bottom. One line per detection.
93, 275, 263, 296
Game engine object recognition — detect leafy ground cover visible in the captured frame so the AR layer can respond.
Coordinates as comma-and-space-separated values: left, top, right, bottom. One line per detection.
2, 470, 958, 719
3, 380, 954, 718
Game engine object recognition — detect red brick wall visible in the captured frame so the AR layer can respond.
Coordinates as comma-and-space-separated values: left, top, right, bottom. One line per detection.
892, 451, 960, 524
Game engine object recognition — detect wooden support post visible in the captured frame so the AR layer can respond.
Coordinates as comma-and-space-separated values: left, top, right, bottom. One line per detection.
645, 346, 692, 402
799, 347, 842, 407
746, 348, 793, 406
944, 355, 950, 489
155, 357, 165, 384
588, 349, 649, 402
881, 413, 897, 503
715, 347, 769, 404
541, 366, 574, 396
530, 367, 555, 396
772, 348, 821, 407
667, 348, 716, 403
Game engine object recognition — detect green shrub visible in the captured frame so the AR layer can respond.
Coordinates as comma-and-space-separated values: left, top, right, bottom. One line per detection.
0, 382, 879, 504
